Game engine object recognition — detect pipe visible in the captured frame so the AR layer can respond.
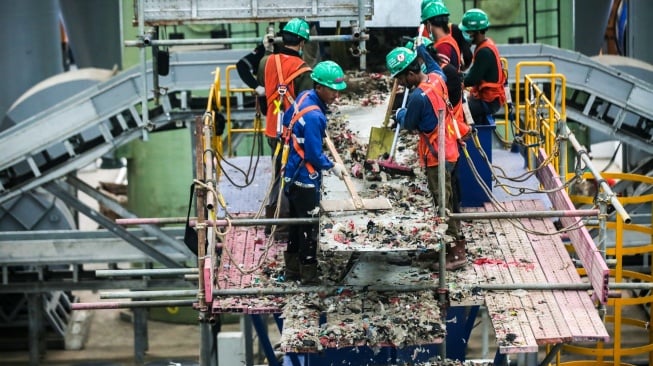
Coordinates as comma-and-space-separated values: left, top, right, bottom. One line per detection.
95, 268, 198, 277
115, 217, 319, 226
357, 0, 367, 70
124, 34, 369, 48
101, 289, 198, 299
566, 125, 631, 224
449, 209, 599, 220
78, 282, 653, 309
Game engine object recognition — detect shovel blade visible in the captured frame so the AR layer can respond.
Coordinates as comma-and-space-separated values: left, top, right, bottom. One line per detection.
366, 127, 394, 160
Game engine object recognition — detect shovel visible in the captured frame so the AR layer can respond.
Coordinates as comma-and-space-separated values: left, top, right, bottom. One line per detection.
365, 78, 399, 160
321, 134, 392, 212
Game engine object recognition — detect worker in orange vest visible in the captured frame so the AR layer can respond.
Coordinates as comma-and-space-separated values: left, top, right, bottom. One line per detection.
420, 0, 472, 71
460, 8, 507, 125
387, 46, 467, 270
256, 18, 314, 235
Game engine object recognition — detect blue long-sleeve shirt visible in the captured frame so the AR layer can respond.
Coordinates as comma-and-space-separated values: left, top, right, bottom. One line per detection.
282, 89, 335, 187
416, 44, 445, 80
401, 85, 440, 135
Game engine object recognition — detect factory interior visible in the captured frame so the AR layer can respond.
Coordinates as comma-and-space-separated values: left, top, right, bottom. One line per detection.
1, 0, 653, 365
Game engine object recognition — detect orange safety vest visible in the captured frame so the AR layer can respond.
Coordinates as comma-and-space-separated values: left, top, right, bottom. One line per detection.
435, 34, 461, 72
283, 93, 320, 175
417, 76, 460, 167
427, 72, 470, 142
263, 54, 311, 138
470, 38, 506, 105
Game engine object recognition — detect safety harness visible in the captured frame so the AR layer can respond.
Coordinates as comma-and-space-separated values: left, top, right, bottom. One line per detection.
281, 92, 320, 184
271, 54, 312, 136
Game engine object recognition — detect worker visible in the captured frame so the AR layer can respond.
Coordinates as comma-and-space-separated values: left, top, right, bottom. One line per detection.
459, 8, 507, 125
406, 36, 470, 223
256, 18, 314, 234
386, 46, 467, 270
420, 0, 473, 71
281, 60, 347, 284
235, 30, 276, 115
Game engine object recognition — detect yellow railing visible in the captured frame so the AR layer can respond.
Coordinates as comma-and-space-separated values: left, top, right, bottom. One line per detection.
224, 64, 264, 157
512, 61, 653, 365
205, 66, 223, 176
522, 73, 566, 171
566, 172, 653, 365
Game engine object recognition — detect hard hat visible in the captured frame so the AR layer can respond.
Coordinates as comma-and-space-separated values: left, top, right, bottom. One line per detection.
421, 1, 450, 22
283, 18, 311, 41
311, 61, 347, 90
459, 8, 491, 32
420, 0, 444, 12
404, 36, 433, 50
386, 47, 418, 78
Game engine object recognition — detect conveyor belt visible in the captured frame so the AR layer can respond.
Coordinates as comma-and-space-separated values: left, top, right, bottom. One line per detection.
0, 49, 249, 205
499, 44, 653, 154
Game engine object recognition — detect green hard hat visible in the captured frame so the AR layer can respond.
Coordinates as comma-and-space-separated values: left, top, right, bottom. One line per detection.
459, 8, 491, 32
386, 47, 418, 78
283, 18, 311, 41
421, 1, 450, 22
311, 61, 347, 91
420, 0, 444, 12
404, 36, 433, 50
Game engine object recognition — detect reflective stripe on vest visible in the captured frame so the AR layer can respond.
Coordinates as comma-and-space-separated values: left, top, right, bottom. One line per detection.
418, 80, 460, 166
263, 54, 311, 138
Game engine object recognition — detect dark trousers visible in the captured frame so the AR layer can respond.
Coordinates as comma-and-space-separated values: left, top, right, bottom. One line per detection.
468, 96, 500, 125
267, 137, 289, 216
285, 184, 319, 264
425, 163, 460, 237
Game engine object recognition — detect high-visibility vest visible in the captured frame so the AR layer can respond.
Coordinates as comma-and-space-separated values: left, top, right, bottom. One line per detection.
470, 38, 507, 105
417, 77, 460, 167
263, 54, 311, 138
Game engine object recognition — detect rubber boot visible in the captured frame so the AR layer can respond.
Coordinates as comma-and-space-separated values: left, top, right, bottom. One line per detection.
283, 252, 300, 281
445, 239, 467, 270
300, 263, 320, 285
429, 239, 467, 271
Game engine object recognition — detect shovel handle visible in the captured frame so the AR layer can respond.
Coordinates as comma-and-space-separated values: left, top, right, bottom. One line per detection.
382, 79, 399, 128
324, 134, 364, 209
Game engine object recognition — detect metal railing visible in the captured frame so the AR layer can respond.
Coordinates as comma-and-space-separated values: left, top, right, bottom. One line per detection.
224, 65, 264, 157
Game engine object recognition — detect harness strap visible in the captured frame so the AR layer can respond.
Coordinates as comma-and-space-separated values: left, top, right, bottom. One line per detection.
284, 93, 320, 175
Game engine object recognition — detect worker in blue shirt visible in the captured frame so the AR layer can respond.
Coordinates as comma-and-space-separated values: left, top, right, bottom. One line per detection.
281, 60, 346, 285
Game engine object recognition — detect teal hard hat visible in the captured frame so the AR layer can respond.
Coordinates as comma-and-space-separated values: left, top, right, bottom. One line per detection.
459, 8, 491, 32
421, 1, 450, 23
311, 61, 347, 91
386, 47, 418, 78
283, 18, 311, 41
404, 36, 433, 50
420, 0, 444, 12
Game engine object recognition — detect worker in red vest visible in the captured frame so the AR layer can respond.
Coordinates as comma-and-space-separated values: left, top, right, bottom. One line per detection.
387, 46, 467, 270
420, 0, 472, 71
459, 8, 507, 125
257, 18, 314, 234
282, 61, 347, 284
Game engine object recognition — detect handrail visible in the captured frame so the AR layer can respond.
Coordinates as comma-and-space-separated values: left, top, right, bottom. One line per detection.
523, 73, 566, 171
514, 61, 556, 137
225, 64, 263, 157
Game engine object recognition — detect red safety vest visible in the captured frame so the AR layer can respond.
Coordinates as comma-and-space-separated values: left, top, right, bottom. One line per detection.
417, 76, 460, 167
470, 38, 506, 105
263, 54, 311, 138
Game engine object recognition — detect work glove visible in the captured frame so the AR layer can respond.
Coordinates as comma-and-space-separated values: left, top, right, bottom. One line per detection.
263, 33, 275, 52
394, 107, 407, 127
331, 163, 346, 180
255, 85, 266, 96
